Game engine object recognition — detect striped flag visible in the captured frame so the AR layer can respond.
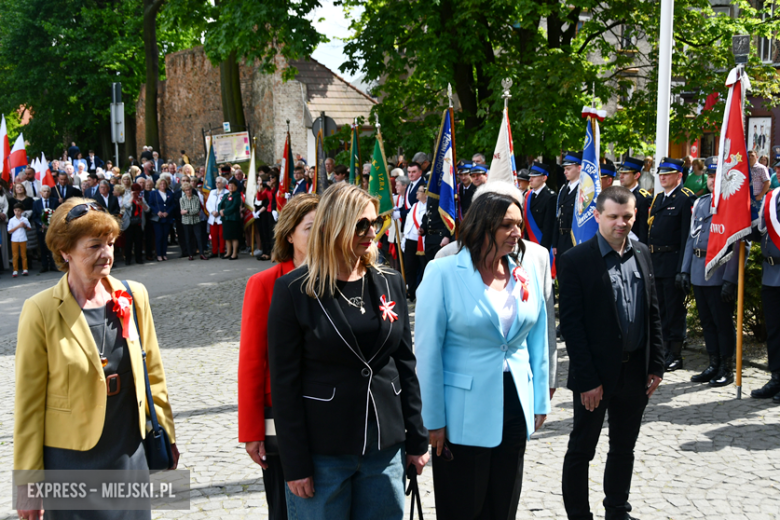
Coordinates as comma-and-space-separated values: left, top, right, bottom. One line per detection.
426, 109, 457, 233
0, 115, 10, 184
9, 133, 27, 181
572, 107, 605, 245
489, 106, 516, 184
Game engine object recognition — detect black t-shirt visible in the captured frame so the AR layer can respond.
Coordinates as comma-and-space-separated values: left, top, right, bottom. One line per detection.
335, 276, 381, 359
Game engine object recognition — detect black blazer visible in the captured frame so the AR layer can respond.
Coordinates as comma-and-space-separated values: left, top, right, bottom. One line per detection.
95, 193, 120, 215
268, 265, 428, 481
31, 197, 60, 229
528, 185, 556, 250
558, 235, 665, 397
54, 184, 82, 202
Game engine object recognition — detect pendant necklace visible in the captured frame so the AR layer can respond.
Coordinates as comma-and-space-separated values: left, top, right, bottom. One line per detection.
99, 302, 108, 367
336, 275, 366, 314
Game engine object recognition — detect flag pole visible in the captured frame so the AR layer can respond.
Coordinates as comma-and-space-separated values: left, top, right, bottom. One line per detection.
736, 240, 746, 399
251, 136, 256, 255
448, 83, 459, 240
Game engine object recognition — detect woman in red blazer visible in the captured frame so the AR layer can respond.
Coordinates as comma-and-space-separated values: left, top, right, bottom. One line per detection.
238, 194, 318, 519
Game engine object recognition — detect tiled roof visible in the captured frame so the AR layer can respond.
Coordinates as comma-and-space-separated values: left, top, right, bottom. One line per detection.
290, 58, 376, 126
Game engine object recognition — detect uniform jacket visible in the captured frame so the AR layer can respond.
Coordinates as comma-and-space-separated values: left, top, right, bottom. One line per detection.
558, 235, 665, 397
528, 185, 556, 250
238, 260, 295, 442
14, 275, 176, 471
647, 184, 695, 277
630, 185, 652, 243
458, 182, 476, 217
268, 266, 428, 481
758, 190, 780, 287
553, 180, 578, 255
682, 194, 739, 286
148, 189, 176, 224
415, 248, 550, 447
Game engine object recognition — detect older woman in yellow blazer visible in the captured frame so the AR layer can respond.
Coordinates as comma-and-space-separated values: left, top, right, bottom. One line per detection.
14, 198, 178, 520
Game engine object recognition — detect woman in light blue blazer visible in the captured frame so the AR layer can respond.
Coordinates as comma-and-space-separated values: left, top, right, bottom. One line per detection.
415, 187, 550, 519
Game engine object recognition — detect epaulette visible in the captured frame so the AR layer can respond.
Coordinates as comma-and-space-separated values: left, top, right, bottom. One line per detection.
681, 187, 695, 197
639, 189, 651, 198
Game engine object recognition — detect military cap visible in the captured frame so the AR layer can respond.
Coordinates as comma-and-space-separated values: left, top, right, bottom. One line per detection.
657, 157, 684, 173
517, 169, 531, 181
618, 156, 644, 173
774, 154, 780, 168
705, 156, 719, 173
562, 151, 583, 166
457, 161, 473, 173
529, 162, 551, 177
469, 164, 489, 175
600, 159, 617, 178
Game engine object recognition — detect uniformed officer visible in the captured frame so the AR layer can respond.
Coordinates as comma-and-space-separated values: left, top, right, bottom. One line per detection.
618, 157, 652, 243
599, 159, 616, 188
553, 151, 583, 261
647, 157, 696, 371
753, 186, 780, 400
517, 169, 531, 195
420, 182, 454, 262
525, 162, 557, 252
679, 157, 739, 387
457, 162, 476, 219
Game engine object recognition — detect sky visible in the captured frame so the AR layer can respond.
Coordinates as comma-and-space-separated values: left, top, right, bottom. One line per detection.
308, 0, 363, 83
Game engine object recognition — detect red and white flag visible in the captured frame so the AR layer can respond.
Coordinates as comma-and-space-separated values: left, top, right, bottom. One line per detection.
0, 115, 10, 184
40, 152, 56, 187
705, 67, 753, 280
8, 133, 27, 181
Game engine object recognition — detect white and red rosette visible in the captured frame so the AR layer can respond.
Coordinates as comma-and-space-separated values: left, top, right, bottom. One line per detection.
379, 295, 398, 322
512, 266, 530, 302
112, 290, 139, 340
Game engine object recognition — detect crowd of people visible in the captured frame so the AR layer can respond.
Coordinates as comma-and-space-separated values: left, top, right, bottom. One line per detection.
11, 138, 780, 520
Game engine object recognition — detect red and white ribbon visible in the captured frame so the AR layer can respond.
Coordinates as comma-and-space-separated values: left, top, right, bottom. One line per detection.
581, 106, 607, 122
112, 290, 139, 341
512, 266, 530, 302
379, 295, 398, 322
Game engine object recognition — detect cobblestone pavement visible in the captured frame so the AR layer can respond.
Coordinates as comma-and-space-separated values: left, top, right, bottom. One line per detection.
1, 263, 779, 519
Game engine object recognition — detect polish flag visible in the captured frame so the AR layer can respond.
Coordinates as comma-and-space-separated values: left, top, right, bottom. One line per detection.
705, 67, 753, 279
8, 133, 28, 181
0, 116, 10, 184
40, 152, 56, 187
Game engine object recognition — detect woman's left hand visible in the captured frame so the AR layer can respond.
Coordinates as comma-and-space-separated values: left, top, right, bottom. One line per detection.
170, 444, 180, 469
406, 452, 430, 475
534, 414, 547, 431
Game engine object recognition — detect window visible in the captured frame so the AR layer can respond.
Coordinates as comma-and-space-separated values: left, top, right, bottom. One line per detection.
621, 25, 636, 50
758, 1, 778, 64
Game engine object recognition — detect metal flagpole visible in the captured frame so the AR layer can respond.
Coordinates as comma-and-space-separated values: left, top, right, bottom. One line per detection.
448, 83, 459, 240
736, 240, 746, 399
654, 0, 675, 195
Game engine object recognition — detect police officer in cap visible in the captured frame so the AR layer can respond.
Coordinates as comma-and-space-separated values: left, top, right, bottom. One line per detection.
517, 169, 531, 195
599, 159, 616, 188
553, 151, 583, 261
680, 157, 739, 387
618, 157, 653, 243
648, 157, 696, 371
525, 162, 557, 252
457, 161, 476, 219
753, 183, 780, 400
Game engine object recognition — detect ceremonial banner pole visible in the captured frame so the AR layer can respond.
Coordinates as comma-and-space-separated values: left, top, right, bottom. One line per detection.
250, 136, 256, 254
448, 84, 459, 240
736, 241, 746, 398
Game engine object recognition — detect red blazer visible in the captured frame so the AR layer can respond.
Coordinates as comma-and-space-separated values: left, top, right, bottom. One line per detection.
238, 259, 296, 442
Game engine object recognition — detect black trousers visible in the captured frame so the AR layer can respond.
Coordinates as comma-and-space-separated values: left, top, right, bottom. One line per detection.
655, 276, 687, 342
259, 213, 275, 255
183, 222, 205, 256
124, 223, 144, 263
562, 353, 648, 520
761, 285, 780, 372
432, 372, 527, 520
403, 239, 427, 300
37, 230, 55, 269
424, 233, 448, 263
693, 284, 735, 358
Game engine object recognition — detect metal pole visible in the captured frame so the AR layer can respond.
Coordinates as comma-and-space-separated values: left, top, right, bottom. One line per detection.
735, 240, 746, 399
115, 142, 119, 169
654, 0, 675, 195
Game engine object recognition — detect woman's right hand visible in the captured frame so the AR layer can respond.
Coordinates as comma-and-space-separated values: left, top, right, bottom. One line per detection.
429, 427, 446, 456
180, 209, 188, 215
287, 477, 315, 499
245, 441, 268, 470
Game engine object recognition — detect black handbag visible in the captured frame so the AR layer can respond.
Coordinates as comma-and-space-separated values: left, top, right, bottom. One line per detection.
122, 281, 174, 471
405, 464, 424, 520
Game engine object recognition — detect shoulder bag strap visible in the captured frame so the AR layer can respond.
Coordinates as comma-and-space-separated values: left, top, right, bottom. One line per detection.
121, 280, 163, 434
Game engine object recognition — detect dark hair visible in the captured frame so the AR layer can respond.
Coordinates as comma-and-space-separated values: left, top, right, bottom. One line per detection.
13, 202, 24, 211
294, 165, 305, 173
408, 161, 422, 171
259, 165, 271, 174
596, 185, 635, 212
458, 191, 525, 268
334, 164, 348, 175
228, 178, 239, 187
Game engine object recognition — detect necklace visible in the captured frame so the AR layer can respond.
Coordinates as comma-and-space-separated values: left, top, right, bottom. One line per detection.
336, 275, 366, 314
99, 303, 108, 367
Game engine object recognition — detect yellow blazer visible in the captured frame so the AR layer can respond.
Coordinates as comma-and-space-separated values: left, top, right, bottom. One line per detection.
14, 274, 176, 471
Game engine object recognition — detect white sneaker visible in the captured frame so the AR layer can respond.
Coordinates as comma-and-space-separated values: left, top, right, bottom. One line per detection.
22, 270, 28, 276
12, 271, 18, 277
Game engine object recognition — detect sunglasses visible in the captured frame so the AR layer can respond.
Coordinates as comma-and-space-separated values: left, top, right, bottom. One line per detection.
355, 217, 385, 237
66, 202, 106, 222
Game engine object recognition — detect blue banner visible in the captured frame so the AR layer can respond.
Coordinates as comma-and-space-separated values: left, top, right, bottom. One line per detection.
426, 109, 457, 233
572, 117, 602, 244
204, 143, 217, 192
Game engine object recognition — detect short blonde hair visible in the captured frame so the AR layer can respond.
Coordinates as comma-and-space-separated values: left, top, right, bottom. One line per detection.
272, 194, 319, 263
180, 181, 192, 191
155, 177, 169, 190
112, 167, 121, 175
113, 184, 125, 196
121, 173, 132, 185
46, 198, 121, 272
181, 164, 194, 176
129, 165, 141, 177
303, 183, 380, 298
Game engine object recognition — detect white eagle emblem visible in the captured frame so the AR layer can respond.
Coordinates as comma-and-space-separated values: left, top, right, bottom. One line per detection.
719, 138, 746, 200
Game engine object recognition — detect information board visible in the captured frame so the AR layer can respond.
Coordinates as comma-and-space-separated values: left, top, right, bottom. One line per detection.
205, 132, 251, 163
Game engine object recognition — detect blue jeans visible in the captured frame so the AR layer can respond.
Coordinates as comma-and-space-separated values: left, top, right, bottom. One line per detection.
153, 221, 171, 257
285, 422, 405, 520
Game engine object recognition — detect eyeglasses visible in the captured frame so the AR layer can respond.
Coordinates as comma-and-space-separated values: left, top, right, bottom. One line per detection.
66, 202, 106, 222
355, 217, 385, 237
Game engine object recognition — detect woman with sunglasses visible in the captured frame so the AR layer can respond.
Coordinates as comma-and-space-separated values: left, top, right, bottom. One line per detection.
415, 186, 550, 520
14, 198, 178, 520
268, 183, 429, 519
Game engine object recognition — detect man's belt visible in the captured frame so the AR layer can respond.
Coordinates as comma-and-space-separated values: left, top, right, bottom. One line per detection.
693, 248, 707, 258
426, 229, 450, 237
649, 245, 679, 253
765, 255, 780, 266
559, 228, 571, 235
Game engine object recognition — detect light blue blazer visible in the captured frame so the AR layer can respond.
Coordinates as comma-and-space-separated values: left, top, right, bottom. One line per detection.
415, 247, 550, 447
